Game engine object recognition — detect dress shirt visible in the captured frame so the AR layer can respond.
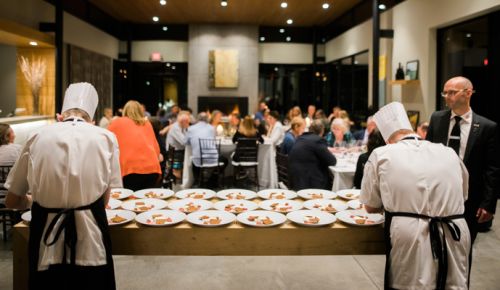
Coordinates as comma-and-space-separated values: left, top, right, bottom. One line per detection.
267, 121, 284, 146
448, 109, 472, 160
0, 143, 22, 165
166, 122, 187, 150
185, 121, 215, 167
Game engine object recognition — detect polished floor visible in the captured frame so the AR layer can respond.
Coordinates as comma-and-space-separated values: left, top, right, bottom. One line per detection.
1, 204, 499, 290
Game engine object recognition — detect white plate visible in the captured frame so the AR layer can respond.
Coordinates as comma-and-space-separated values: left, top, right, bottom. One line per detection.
110, 188, 134, 200
213, 200, 259, 214
175, 188, 216, 200
134, 188, 174, 199
168, 198, 213, 213
257, 189, 297, 200
303, 199, 348, 213
106, 209, 136, 226
297, 189, 337, 200
21, 211, 31, 223
186, 210, 236, 227
335, 209, 384, 226
336, 189, 361, 200
259, 199, 302, 213
286, 210, 337, 227
106, 198, 122, 210
347, 199, 363, 210
216, 189, 257, 200
135, 210, 186, 226
237, 210, 287, 227
121, 198, 168, 213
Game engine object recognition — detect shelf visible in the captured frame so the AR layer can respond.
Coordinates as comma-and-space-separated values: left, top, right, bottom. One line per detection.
389, 80, 420, 86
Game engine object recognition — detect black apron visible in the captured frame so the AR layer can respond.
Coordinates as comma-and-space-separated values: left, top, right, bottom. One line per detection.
28, 195, 115, 290
383, 211, 464, 290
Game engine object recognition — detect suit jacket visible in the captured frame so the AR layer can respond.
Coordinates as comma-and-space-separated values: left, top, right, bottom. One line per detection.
426, 110, 500, 215
288, 133, 337, 191
353, 129, 367, 141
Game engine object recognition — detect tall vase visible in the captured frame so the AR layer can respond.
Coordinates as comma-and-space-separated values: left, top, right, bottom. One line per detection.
32, 91, 39, 115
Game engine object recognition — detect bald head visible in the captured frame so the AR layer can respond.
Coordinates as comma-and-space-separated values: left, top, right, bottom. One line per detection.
443, 76, 474, 115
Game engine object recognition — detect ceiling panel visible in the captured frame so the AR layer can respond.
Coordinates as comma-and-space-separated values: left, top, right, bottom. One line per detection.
88, 0, 363, 27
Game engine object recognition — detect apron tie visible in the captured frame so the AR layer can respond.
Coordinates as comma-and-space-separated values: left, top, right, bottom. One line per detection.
384, 211, 464, 290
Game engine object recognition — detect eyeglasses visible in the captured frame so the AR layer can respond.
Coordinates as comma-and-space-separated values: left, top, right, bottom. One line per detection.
440, 89, 472, 97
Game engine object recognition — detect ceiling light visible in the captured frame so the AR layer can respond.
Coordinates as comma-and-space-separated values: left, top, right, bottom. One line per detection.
466, 33, 472, 38
172, 65, 176, 70
260, 36, 265, 42
152, 16, 159, 22
29, 41, 38, 46
162, 26, 168, 31
159, 0, 167, 5
286, 19, 293, 25
279, 28, 285, 33
274, 67, 279, 71
286, 36, 291, 42
166, 63, 171, 67
281, 2, 288, 8
378, 4, 386, 10
221, 0, 228, 7
322, 3, 330, 9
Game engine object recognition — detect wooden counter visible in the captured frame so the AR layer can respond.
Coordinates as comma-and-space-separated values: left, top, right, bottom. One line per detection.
13, 220, 384, 290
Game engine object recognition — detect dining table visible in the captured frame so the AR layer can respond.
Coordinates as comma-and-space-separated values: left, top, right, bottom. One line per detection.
329, 150, 361, 192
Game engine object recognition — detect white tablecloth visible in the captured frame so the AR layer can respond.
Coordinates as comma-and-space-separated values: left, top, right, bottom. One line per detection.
328, 153, 359, 192
181, 138, 278, 189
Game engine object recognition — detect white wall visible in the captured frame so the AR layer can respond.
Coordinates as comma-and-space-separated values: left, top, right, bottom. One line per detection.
188, 25, 259, 114
63, 13, 119, 59
131, 41, 188, 62
392, 0, 500, 121
259, 43, 313, 64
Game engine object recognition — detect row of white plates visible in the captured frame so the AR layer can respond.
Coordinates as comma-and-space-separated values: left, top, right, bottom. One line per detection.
110, 188, 361, 201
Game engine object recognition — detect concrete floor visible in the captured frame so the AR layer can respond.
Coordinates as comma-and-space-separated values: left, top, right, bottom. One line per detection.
1, 204, 500, 290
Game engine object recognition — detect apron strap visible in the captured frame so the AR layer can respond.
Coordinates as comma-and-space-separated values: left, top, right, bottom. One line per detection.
385, 211, 464, 290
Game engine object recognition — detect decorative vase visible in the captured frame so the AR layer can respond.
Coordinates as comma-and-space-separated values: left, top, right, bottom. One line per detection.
32, 91, 40, 115
395, 63, 405, 80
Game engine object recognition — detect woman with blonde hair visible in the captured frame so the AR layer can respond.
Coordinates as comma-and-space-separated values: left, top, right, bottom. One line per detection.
280, 117, 305, 154
325, 118, 353, 147
108, 100, 162, 190
233, 116, 264, 144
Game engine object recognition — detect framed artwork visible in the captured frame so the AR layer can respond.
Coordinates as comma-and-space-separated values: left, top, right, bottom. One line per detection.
406, 60, 419, 80
407, 110, 420, 130
208, 49, 239, 88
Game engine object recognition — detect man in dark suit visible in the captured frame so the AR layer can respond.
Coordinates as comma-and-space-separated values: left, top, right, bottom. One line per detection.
426, 76, 500, 243
288, 120, 337, 191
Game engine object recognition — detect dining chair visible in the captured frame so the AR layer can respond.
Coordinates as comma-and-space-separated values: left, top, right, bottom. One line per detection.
198, 138, 224, 188
0, 165, 23, 241
275, 151, 289, 189
231, 138, 259, 190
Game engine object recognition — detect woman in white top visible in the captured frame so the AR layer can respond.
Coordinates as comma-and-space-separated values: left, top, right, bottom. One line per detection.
0, 123, 22, 166
266, 110, 285, 146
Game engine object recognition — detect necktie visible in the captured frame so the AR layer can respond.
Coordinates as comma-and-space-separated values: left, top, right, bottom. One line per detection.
448, 116, 462, 155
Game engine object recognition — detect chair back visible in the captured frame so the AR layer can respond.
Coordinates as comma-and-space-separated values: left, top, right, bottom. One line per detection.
275, 152, 289, 188
234, 138, 259, 163
199, 138, 221, 166
0, 165, 13, 205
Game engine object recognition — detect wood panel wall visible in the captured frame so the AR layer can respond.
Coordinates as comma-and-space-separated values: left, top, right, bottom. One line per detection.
16, 48, 56, 116
68, 45, 112, 121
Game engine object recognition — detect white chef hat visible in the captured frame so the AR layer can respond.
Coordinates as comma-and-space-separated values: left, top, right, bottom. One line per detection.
61, 82, 98, 120
373, 102, 413, 141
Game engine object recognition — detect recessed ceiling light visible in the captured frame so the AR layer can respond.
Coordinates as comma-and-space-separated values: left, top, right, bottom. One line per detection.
162, 26, 168, 31
221, 0, 228, 7
260, 36, 265, 41
279, 28, 285, 33
378, 4, 386, 10
159, 0, 167, 5
281, 2, 288, 8
274, 67, 279, 71
322, 3, 330, 9
166, 63, 171, 67
29, 41, 38, 46
152, 16, 159, 22
172, 65, 176, 70
466, 33, 472, 38
286, 19, 293, 25
286, 36, 291, 42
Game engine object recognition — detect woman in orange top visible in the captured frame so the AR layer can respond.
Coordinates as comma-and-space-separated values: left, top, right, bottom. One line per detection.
108, 100, 162, 190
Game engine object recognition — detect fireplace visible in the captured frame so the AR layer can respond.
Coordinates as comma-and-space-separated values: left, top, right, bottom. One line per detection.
198, 96, 248, 116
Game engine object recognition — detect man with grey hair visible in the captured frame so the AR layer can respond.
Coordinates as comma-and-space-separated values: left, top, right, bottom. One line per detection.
166, 111, 190, 179
185, 112, 227, 187
288, 119, 336, 190
5, 82, 121, 289
353, 116, 376, 145
427, 76, 500, 241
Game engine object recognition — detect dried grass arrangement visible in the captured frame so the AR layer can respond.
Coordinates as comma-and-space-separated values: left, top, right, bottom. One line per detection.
19, 55, 47, 115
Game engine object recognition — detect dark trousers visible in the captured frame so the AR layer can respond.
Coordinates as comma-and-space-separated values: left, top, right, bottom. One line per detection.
192, 156, 228, 188
123, 173, 160, 191
32, 264, 115, 290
